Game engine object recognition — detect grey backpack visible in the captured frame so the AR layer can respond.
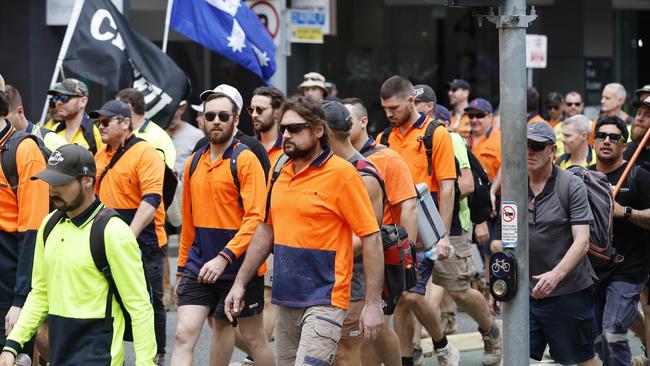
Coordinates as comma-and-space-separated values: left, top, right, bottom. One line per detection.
556, 166, 622, 269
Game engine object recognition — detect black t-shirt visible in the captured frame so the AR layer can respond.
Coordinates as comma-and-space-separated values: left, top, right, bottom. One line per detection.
624, 142, 650, 172
192, 131, 271, 179
593, 162, 650, 283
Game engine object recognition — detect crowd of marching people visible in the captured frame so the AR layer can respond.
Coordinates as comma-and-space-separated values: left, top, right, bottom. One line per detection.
0, 69, 649, 366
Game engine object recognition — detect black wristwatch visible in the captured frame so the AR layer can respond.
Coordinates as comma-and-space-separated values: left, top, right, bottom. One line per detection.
624, 206, 633, 219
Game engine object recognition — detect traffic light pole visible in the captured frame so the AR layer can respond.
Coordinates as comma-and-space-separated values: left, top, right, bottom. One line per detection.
483, 1, 536, 364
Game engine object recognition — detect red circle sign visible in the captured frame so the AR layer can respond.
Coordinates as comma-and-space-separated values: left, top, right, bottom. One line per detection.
250, 1, 280, 39
502, 205, 516, 223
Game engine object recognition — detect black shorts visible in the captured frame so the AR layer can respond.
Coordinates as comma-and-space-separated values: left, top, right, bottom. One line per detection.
177, 273, 264, 319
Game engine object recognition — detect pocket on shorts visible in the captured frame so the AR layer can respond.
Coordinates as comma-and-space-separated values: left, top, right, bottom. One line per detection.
314, 320, 342, 344
574, 313, 596, 346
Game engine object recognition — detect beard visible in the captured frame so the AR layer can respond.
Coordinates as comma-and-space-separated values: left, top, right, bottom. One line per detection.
284, 139, 317, 160
50, 186, 85, 212
632, 125, 647, 143
205, 122, 235, 145
254, 117, 275, 133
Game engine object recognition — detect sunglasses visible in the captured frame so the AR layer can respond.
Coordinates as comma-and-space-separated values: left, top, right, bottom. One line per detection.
467, 112, 487, 119
94, 117, 122, 128
279, 122, 311, 134
547, 105, 561, 110
51, 95, 72, 104
204, 111, 234, 123
247, 105, 269, 116
594, 132, 623, 142
566, 102, 583, 107
527, 141, 550, 151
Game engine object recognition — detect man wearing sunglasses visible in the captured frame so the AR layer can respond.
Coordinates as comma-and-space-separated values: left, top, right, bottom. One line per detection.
171, 84, 273, 366
447, 79, 471, 138
504, 121, 597, 366
225, 96, 384, 366
46, 78, 103, 154
565, 91, 585, 118
250, 86, 285, 166
591, 116, 650, 365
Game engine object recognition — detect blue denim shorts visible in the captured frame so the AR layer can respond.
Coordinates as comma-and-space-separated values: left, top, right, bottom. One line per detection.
529, 286, 596, 365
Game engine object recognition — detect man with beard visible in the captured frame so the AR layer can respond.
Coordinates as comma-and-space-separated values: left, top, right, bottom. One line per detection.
250, 86, 285, 166
377, 76, 469, 366
47, 78, 103, 154
91, 100, 168, 365
0, 144, 156, 366
592, 116, 650, 365
224, 96, 384, 366
171, 84, 273, 366
624, 96, 650, 167
0, 75, 49, 349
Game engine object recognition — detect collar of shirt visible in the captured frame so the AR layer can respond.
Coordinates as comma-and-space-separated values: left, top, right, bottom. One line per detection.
359, 138, 376, 156
528, 165, 559, 202
199, 137, 241, 165
527, 112, 540, 122
65, 197, 103, 227
55, 113, 91, 133
106, 133, 138, 154
412, 112, 428, 129
285, 147, 333, 177
138, 118, 151, 133
256, 132, 283, 150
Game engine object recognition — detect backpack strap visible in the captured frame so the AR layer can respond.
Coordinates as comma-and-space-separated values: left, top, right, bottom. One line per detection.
230, 143, 249, 209
42, 210, 66, 245
420, 119, 444, 177
264, 154, 290, 222
97, 135, 144, 188
188, 143, 210, 180
379, 126, 392, 147
361, 144, 387, 158
1, 130, 44, 192
81, 117, 98, 155
555, 168, 573, 218
89, 207, 124, 335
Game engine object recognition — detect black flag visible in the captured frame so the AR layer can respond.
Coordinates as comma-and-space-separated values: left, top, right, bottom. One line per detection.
62, 0, 189, 128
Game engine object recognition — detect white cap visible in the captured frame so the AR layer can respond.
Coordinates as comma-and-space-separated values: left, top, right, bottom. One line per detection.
199, 84, 243, 115
190, 104, 203, 113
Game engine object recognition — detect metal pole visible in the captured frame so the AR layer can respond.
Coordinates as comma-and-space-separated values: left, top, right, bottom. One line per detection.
162, 0, 174, 54
527, 68, 533, 87
269, 0, 288, 92
498, 0, 532, 364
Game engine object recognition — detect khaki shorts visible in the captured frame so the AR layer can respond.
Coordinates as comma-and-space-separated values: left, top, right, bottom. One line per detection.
432, 232, 477, 292
275, 305, 346, 366
340, 300, 364, 339
264, 254, 273, 287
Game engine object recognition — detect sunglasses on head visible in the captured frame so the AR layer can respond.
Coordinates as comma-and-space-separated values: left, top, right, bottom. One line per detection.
527, 141, 550, 151
247, 105, 269, 116
566, 102, 582, 107
279, 122, 311, 134
51, 95, 72, 104
467, 112, 487, 119
595, 131, 623, 142
204, 111, 234, 123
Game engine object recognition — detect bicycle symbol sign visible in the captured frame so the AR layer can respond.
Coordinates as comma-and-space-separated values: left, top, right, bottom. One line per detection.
491, 258, 511, 275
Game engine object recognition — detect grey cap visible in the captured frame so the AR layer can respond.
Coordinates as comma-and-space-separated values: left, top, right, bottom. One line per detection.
527, 121, 556, 144
414, 84, 436, 103
321, 100, 352, 132
88, 100, 131, 119
31, 144, 96, 185
47, 78, 89, 97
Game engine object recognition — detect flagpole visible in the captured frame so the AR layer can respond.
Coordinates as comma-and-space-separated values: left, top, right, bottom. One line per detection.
162, 0, 174, 53
39, 0, 86, 125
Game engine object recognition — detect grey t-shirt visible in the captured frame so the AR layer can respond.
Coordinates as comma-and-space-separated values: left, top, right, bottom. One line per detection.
528, 166, 596, 297
171, 122, 205, 179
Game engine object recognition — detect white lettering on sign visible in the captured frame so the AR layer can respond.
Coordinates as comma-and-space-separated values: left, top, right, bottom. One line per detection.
501, 201, 518, 248
90, 9, 125, 51
131, 63, 173, 119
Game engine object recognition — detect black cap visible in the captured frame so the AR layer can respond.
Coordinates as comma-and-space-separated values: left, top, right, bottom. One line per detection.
321, 100, 352, 132
414, 84, 436, 103
31, 144, 96, 185
88, 100, 131, 119
447, 78, 471, 92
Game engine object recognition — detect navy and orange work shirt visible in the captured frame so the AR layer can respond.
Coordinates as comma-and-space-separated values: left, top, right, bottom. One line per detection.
95, 135, 167, 248
266, 148, 380, 310
178, 139, 267, 280
0, 124, 49, 308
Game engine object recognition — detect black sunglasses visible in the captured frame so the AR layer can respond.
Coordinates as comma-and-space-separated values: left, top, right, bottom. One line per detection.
51, 95, 72, 104
279, 122, 311, 134
204, 111, 234, 123
547, 104, 561, 110
467, 112, 487, 119
566, 102, 582, 107
94, 117, 122, 128
527, 141, 550, 151
595, 131, 623, 142
247, 105, 269, 116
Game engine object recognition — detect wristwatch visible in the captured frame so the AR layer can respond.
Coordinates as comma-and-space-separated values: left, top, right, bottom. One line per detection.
624, 206, 633, 219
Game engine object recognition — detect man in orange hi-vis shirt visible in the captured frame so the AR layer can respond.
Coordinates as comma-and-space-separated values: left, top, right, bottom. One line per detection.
225, 96, 384, 366
170, 85, 273, 366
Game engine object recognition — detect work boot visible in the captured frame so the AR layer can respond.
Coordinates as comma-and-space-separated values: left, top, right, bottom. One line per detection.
441, 311, 458, 335
481, 321, 502, 366
435, 344, 460, 366
413, 344, 424, 366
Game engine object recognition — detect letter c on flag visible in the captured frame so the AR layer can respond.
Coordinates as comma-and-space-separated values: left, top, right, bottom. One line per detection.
90, 9, 117, 41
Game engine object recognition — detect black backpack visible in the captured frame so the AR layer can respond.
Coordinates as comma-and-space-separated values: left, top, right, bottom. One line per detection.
188, 141, 250, 208
1, 130, 51, 192
465, 147, 493, 224
380, 119, 444, 177
97, 135, 178, 210
43, 207, 134, 341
